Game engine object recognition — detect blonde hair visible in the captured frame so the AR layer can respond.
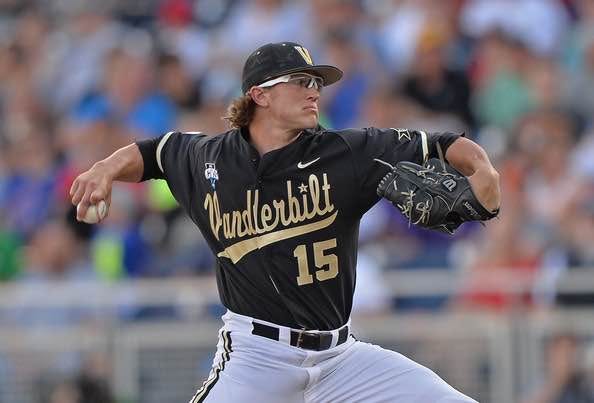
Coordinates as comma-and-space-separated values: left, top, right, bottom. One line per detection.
223, 95, 256, 129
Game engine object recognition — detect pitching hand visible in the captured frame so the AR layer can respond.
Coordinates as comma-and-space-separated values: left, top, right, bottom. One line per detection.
70, 162, 113, 222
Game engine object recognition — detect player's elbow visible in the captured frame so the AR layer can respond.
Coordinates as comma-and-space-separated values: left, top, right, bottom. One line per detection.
487, 168, 501, 206
446, 137, 495, 176
479, 161, 500, 186
471, 166, 501, 212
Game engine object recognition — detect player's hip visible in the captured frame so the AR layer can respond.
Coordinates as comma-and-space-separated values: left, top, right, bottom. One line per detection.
218, 309, 354, 361
192, 328, 477, 403
188, 311, 356, 403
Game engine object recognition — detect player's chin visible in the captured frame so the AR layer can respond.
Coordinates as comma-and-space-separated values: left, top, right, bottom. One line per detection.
300, 113, 319, 128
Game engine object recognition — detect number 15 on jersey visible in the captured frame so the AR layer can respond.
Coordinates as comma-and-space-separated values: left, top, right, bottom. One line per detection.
293, 238, 338, 286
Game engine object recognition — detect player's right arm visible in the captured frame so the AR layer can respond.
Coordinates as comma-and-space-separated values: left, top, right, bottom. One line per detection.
70, 143, 145, 221
70, 131, 203, 222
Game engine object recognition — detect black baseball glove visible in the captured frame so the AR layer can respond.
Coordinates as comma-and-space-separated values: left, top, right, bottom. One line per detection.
376, 158, 498, 234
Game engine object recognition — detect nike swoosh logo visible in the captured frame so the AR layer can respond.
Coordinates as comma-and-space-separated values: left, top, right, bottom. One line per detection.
297, 157, 320, 169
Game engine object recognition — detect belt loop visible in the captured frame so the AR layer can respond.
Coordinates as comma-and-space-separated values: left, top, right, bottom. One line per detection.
278, 326, 291, 345
329, 330, 339, 349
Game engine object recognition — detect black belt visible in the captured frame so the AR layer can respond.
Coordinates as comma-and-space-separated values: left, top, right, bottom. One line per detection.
251, 321, 349, 351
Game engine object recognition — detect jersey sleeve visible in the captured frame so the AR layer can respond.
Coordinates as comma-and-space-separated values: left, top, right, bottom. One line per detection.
136, 131, 207, 214
339, 127, 463, 215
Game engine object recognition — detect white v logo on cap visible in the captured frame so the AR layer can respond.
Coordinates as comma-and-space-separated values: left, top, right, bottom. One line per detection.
294, 46, 313, 65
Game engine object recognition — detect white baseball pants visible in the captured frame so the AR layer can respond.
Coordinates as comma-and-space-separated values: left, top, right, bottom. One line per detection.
189, 310, 477, 403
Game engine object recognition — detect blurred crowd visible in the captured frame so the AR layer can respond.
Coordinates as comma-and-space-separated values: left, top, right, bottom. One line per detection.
2, 0, 594, 401
1, 0, 594, 319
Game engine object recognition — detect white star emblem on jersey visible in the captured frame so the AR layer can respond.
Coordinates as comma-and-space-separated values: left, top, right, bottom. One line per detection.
393, 128, 411, 142
298, 183, 308, 193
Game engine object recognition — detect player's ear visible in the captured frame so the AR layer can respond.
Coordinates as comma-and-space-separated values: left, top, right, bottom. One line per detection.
248, 87, 270, 107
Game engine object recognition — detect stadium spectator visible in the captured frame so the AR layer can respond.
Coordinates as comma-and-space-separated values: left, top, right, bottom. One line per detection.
522, 332, 594, 403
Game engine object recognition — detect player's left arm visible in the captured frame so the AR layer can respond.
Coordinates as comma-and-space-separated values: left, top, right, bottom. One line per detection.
444, 137, 501, 212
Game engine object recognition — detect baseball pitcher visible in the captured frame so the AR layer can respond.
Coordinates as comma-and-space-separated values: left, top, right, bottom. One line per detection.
70, 42, 500, 402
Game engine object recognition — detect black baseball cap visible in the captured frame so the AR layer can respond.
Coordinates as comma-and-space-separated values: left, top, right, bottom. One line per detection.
241, 42, 343, 94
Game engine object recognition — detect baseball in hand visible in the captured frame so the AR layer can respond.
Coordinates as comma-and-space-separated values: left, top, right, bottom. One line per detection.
77, 200, 108, 224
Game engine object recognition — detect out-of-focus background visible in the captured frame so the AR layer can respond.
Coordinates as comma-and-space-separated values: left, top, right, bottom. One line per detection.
1, 0, 594, 402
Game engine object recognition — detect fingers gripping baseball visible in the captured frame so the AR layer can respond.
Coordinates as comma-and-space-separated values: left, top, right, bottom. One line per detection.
70, 166, 112, 223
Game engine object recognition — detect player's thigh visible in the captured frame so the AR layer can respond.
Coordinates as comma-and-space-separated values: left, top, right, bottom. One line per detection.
189, 333, 308, 403
307, 340, 477, 403
192, 368, 305, 403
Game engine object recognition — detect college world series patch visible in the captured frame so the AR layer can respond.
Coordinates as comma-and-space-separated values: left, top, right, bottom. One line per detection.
205, 163, 219, 190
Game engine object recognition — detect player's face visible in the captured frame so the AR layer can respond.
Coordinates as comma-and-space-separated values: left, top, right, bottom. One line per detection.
259, 73, 323, 130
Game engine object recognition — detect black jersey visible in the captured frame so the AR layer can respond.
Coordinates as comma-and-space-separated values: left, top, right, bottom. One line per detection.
138, 127, 460, 330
